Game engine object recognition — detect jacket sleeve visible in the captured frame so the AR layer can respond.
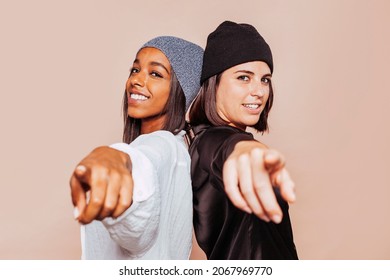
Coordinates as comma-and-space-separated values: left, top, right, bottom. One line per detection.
100, 131, 179, 258
195, 128, 254, 191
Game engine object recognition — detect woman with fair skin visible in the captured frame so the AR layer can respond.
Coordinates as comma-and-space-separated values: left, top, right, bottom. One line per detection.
188, 21, 298, 259
70, 36, 203, 259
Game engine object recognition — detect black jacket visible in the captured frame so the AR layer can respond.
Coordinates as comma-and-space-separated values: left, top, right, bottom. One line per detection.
189, 125, 298, 260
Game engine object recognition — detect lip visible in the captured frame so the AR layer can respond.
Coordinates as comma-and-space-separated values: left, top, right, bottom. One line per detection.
127, 89, 150, 104
129, 88, 150, 98
241, 103, 263, 114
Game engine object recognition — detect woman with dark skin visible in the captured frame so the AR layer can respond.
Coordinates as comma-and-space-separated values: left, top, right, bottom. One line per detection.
70, 36, 204, 259
188, 21, 298, 259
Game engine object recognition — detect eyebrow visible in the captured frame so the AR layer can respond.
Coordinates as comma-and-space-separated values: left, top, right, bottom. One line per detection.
133, 59, 170, 75
150, 61, 170, 74
234, 70, 272, 77
234, 70, 254, 75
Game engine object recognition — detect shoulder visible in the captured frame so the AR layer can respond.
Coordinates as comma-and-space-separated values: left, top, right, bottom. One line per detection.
190, 125, 254, 161
132, 130, 184, 147
197, 125, 254, 147
206, 125, 250, 135
131, 130, 188, 162
136, 130, 176, 141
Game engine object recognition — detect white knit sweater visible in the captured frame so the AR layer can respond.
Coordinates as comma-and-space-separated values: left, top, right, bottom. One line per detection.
81, 130, 193, 259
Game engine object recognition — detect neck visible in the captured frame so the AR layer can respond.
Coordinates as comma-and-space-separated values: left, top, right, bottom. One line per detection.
227, 123, 247, 131
140, 114, 167, 134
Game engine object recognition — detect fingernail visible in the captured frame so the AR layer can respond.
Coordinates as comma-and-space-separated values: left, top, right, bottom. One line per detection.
272, 214, 282, 224
261, 215, 271, 222
73, 207, 80, 220
243, 206, 252, 214
290, 193, 296, 201
76, 165, 87, 173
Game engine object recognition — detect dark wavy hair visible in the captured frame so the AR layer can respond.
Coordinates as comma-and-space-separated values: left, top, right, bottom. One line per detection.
122, 70, 186, 143
189, 74, 274, 133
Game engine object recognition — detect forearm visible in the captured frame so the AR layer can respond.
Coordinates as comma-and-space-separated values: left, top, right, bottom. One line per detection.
82, 146, 132, 172
102, 195, 160, 256
102, 143, 160, 256
232, 140, 268, 156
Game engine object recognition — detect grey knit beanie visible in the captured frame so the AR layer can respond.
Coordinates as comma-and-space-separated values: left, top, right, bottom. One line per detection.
141, 36, 204, 111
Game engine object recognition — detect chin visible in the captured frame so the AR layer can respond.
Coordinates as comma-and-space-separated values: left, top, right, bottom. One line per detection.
128, 112, 143, 119
128, 108, 144, 119
243, 119, 259, 127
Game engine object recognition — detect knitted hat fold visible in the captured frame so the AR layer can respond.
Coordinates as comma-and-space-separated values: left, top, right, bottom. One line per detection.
201, 21, 273, 84
142, 36, 204, 111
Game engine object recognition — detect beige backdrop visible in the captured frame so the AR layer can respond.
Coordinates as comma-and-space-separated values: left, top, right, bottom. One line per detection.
1, 0, 389, 259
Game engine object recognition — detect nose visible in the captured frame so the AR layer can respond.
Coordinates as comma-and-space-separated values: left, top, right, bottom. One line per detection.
250, 81, 267, 97
129, 71, 146, 88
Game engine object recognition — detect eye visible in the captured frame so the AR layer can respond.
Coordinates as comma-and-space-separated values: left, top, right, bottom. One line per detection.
237, 75, 250, 81
151, 71, 163, 78
130, 67, 139, 75
261, 77, 271, 84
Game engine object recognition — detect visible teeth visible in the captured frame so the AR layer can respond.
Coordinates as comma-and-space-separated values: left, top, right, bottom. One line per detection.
130, 93, 148, 100
243, 104, 259, 109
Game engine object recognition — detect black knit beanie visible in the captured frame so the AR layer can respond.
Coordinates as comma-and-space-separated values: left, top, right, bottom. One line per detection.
200, 21, 273, 85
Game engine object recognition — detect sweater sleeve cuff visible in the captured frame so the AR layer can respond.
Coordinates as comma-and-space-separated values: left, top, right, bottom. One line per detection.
109, 143, 155, 202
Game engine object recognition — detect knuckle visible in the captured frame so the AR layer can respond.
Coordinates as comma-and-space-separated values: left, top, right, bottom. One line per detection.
240, 188, 252, 196
254, 182, 267, 192
118, 199, 132, 210
93, 164, 108, 175
238, 154, 249, 163
90, 196, 103, 206
224, 158, 235, 169
251, 147, 263, 158
101, 166, 111, 176
103, 202, 115, 212
104, 168, 115, 177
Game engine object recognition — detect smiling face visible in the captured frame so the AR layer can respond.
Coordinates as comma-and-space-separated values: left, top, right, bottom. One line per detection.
126, 47, 171, 134
215, 61, 272, 130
